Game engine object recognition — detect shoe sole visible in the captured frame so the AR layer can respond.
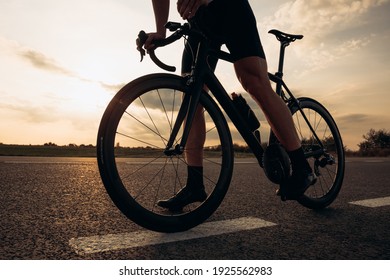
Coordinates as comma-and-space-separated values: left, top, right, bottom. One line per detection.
157, 194, 207, 212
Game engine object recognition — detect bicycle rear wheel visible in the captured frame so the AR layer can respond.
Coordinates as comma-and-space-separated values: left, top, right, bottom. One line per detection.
97, 74, 233, 232
289, 98, 345, 209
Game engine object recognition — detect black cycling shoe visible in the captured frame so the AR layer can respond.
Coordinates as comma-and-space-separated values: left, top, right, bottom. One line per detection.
157, 185, 207, 212
276, 170, 317, 200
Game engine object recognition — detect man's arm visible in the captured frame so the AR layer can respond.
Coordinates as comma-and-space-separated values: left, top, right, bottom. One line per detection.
152, 0, 170, 37
143, 0, 170, 50
143, 0, 210, 50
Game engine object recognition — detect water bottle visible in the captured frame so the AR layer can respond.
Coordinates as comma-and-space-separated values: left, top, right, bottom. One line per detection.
231, 93, 260, 132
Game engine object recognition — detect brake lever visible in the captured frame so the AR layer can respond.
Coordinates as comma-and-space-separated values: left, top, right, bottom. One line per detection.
137, 30, 148, 62
136, 29, 177, 72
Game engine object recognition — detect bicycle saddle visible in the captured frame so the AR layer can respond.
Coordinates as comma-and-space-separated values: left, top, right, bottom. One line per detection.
268, 29, 303, 43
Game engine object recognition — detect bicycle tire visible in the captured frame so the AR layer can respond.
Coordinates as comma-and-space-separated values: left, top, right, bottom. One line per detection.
289, 98, 345, 209
97, 73, 234, 232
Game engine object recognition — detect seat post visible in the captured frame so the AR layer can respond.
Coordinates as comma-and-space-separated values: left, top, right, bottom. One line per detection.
268, 29, 303, 93
277, 42, 289, 77
275, 42, 289, 95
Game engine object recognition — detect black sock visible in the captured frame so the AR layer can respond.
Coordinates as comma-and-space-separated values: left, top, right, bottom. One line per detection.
288, 147, 312, 173
187, 166, 204, 187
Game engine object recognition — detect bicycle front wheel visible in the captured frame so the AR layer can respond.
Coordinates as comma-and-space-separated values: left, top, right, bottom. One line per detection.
290, 97, 345, 209
97, 74, 233, 232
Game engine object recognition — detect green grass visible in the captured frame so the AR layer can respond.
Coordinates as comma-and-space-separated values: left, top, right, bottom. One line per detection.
0, 144, 96, 157
0, 144, 257, 158
2, 144, 386, 158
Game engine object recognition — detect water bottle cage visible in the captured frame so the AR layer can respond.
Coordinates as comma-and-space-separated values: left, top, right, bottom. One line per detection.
232, 94, 260, 132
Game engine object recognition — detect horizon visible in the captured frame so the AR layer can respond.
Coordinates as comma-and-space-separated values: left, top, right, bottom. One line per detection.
1, 0, 389, 150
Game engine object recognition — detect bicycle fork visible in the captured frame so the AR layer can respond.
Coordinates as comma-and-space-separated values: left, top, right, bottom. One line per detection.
163, 75, 205, 157
164, 40, 211, 157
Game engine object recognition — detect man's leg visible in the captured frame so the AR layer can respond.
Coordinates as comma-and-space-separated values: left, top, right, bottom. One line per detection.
157, 82, 207, 211
234, 56, 316, 198
157, 35, 216, 210
185, 104, 206, 167
234, 57, 300, 151
157, 101, 207, 211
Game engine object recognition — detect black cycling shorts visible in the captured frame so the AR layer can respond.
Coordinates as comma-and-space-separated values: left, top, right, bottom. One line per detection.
182, 0, 266, 73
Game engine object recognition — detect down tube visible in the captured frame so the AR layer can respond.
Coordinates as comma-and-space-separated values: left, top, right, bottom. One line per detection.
204, 71, 264, 164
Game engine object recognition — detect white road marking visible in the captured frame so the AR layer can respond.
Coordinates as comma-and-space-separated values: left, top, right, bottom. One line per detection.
349, 196, 390, 208
69, 217, 276, 255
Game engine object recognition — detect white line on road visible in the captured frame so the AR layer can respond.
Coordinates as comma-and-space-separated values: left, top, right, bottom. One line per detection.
69, 217, 276, 255
349, 196, 390, 208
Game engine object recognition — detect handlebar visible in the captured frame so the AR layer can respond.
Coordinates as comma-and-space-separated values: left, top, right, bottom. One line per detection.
137, 22, 190, 72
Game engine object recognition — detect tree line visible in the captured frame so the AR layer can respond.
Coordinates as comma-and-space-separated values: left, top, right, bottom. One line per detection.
2, 128, 388, 157
351, 128, 390, 157
31, 128, 390, 157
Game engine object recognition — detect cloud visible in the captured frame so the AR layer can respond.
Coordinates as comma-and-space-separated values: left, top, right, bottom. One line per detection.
1, 36, 96, 82
18, 49, 77, 77
298, 36, 372, 74
0, 36, 84, 80
0, 101, 60, 124
0, 97, 99, 141
1, 36, 125, 96
17, 47, 129, 95
336, 112, 389, 132
338, 113, 370, 123
260, 0, 389, 75
99, 82, 126, 93
261, 0, 389, 38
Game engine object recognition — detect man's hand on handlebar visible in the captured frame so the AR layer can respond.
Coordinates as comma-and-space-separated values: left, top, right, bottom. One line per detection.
135, 22, 189, 72
145, 32, 165, 51
136, 32, 164, 54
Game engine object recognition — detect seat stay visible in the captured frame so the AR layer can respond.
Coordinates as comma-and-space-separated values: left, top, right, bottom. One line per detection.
272, 77, 326, 150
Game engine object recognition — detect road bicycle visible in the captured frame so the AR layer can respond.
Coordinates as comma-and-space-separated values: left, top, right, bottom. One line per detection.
97, 21, 345, 232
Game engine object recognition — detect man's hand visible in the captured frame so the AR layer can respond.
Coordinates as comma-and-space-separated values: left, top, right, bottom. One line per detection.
136, 32, 165, 53
177, 0, 209, 20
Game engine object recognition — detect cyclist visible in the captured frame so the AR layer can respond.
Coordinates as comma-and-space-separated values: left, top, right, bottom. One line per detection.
139, 0, 316, 211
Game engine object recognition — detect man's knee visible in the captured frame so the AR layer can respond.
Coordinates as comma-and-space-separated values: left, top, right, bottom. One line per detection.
234, 57, 271, 94
239, 74, 262, 93
239, 74, 275, 102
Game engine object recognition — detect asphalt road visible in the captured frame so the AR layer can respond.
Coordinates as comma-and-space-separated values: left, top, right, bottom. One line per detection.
0, 156, 389, 260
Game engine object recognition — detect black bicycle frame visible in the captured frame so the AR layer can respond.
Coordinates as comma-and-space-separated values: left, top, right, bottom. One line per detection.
164, 31, 324, 165
164, 38, 265, 165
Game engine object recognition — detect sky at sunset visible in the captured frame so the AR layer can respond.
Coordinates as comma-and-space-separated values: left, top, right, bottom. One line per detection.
1, 0, 389, 150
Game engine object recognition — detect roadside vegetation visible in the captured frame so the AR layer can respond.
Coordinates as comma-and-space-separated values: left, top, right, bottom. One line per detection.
345, 129, 390, 157
0, 129, 389, 157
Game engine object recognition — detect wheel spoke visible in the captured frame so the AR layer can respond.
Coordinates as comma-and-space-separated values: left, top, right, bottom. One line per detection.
99, 80, 232, 232
138, 95, 168, 147
290, 99, 344, 208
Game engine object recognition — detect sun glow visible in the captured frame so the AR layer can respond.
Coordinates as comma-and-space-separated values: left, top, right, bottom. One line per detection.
1, 0, 389, 149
